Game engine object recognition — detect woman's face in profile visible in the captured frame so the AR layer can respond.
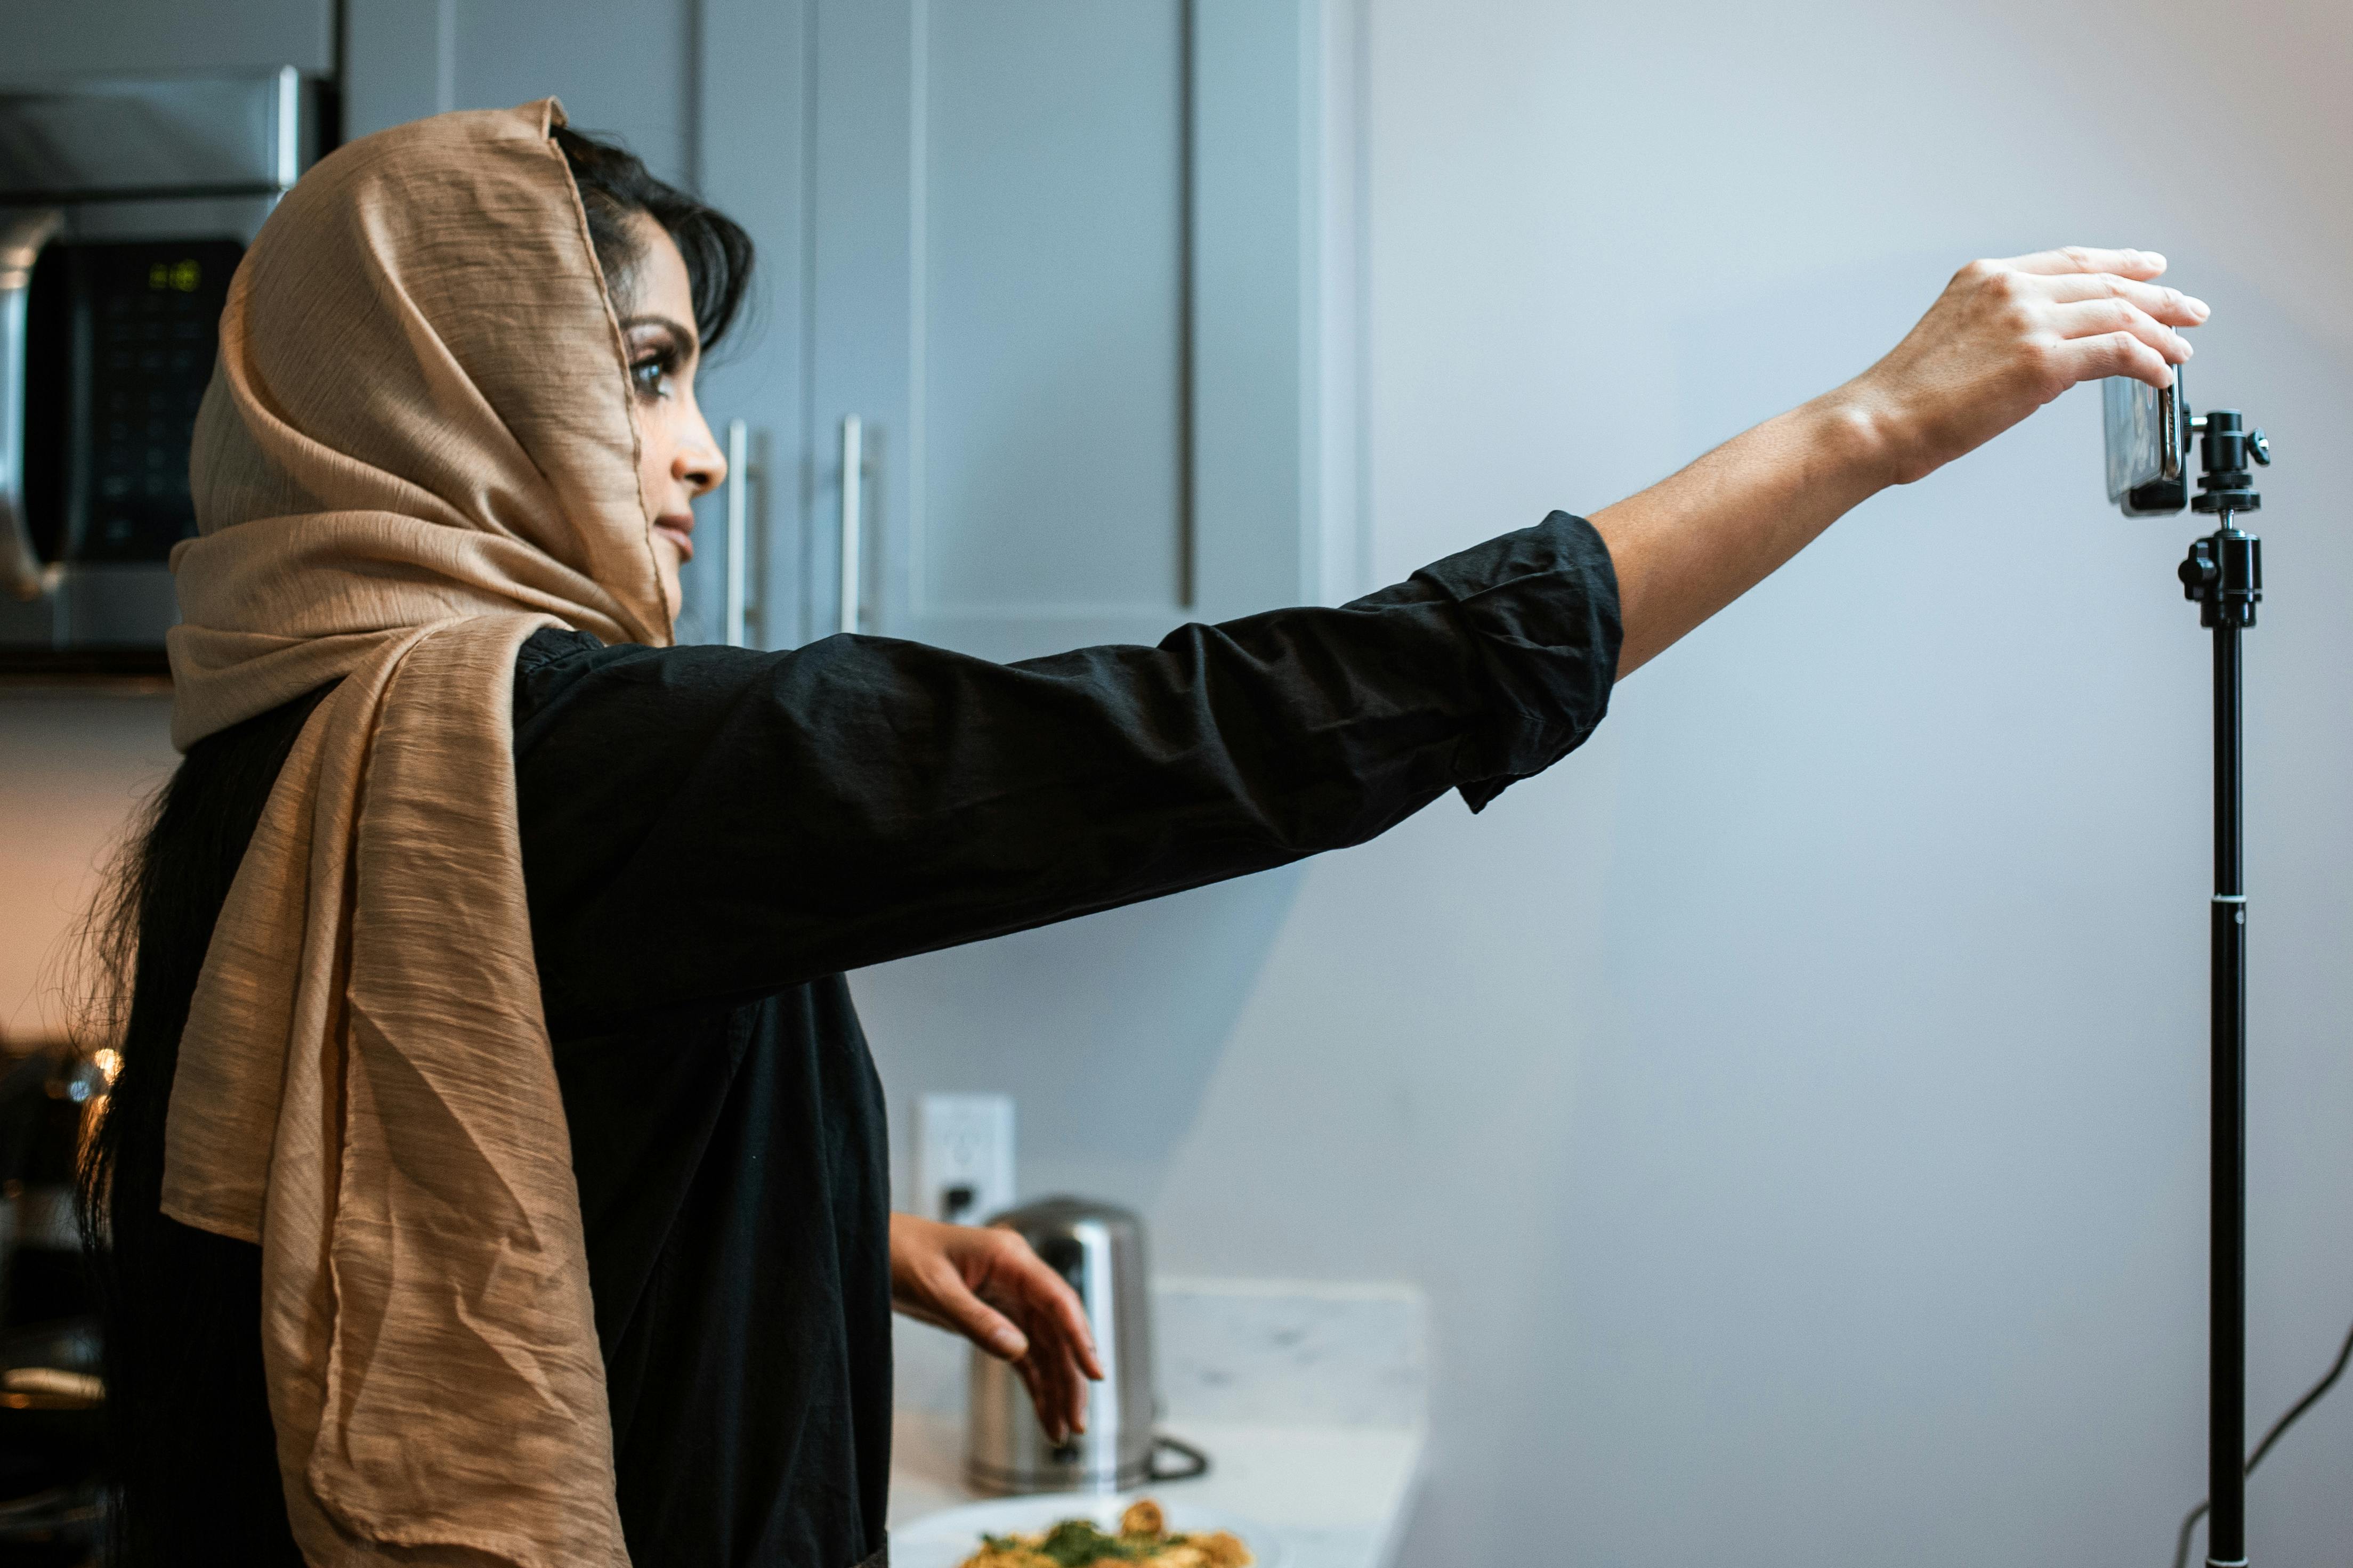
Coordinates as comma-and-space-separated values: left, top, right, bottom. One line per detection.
614, 212, 726, 625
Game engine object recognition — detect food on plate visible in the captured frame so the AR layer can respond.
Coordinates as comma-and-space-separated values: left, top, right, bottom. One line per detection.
956, 1497, 1251, 1567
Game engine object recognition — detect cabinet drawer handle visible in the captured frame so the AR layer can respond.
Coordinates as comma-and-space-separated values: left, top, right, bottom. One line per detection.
839, 415, 863, 636
723, 418, 749, 647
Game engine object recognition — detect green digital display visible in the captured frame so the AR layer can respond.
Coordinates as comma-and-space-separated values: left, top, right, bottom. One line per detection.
146, 258, 203, 293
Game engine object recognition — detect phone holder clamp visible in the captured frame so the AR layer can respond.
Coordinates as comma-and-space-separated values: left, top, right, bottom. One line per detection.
2178, 410, 2268, 630
2192, 409, 2271, 518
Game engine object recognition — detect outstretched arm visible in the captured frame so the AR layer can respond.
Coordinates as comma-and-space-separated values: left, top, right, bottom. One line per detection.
1596, 247, 2209, 677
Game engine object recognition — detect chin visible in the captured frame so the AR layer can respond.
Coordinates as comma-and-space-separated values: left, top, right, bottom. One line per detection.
651, 547, 685, 632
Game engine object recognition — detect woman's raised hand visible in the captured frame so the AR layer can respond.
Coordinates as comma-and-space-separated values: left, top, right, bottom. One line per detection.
1847, 247, 2210, 486
887, 1212, 1105, 1443
1594, 245, 2214, 677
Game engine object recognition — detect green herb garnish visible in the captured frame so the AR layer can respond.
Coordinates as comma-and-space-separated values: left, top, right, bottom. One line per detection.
980, 1520, 1193, 1565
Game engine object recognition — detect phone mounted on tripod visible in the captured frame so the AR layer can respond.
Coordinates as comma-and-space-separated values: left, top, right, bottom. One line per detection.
2106, 372, 2273, 627
2103, 367, 2277, 1568
2104, 370, 2271, 519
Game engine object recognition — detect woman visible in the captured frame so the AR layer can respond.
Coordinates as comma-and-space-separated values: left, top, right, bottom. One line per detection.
80, 101, 2200, 1568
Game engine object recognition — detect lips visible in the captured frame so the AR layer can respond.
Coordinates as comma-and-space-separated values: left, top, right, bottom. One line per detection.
653, 515, 696, 563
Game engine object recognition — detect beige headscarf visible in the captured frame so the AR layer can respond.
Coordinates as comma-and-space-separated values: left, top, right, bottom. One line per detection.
160, 100, 667, 1567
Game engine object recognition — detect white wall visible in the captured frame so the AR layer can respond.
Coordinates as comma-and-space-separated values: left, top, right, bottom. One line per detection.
858, 2, 2353, 1565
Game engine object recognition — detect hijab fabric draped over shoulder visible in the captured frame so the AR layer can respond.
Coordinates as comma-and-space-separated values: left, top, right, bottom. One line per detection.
161, 99, 663, 1568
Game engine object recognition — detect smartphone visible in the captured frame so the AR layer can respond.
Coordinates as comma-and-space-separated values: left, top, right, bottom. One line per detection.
2104, 369, 2187, 515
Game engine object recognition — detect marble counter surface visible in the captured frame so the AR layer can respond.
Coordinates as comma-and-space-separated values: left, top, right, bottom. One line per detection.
887, 1278, 1428, 1568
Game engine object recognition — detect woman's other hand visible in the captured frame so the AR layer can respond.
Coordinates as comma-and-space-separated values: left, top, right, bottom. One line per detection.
888, 1213, 1105, 1442
1848, 247, 2209, 486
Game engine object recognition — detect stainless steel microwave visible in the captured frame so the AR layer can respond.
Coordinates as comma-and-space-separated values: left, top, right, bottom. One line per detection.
1, 71, 321, 671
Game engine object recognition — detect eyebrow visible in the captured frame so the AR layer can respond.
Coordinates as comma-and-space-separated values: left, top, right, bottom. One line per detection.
617, 313, 700, 361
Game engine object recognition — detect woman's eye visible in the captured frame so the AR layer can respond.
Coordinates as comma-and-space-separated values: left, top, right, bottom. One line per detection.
631, 355, 671, 399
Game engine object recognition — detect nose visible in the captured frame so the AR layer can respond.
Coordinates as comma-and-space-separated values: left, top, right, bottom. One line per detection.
678, 418, 726, 499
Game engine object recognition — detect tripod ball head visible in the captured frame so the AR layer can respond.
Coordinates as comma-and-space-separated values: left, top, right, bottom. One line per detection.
2192, 409, 2270, 516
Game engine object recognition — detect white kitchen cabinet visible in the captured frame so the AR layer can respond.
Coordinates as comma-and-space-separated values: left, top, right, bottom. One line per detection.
343, 0, 698, 185
335, 0, 1358, 657
691, 0, 1356, 660
0, 0, 334, 84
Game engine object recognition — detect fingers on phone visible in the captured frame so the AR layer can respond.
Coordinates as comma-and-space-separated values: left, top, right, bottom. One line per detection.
2003, 245, 2166, 279
2037, 272, 2210, 325
2046, 298, 2193, 362
2056, 330, 2176, 391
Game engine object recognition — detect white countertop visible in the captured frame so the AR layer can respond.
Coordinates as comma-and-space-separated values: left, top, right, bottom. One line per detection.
888, 1413, 1423, 1568
886, 1278, 1428, 1568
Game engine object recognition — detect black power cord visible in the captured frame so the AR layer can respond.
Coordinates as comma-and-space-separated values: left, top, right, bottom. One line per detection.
2171, 1311, 2353, 1568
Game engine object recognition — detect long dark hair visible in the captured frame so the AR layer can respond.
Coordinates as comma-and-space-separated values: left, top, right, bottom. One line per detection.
75, 696, 329, 1566
75, 125, 754, 1565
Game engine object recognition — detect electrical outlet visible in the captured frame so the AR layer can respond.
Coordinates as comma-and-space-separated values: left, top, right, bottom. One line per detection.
916, 1093, 1015, 1226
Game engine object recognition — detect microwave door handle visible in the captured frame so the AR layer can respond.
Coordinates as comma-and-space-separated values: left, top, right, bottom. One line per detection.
0, 208, 62, 602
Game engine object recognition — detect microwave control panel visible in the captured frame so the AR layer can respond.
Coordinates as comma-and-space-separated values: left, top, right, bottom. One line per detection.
25, 238, 244, 567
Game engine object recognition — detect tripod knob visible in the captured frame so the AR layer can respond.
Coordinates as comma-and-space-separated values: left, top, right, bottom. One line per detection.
2180, 539, 2219, 598
2247, 428, 2270, 466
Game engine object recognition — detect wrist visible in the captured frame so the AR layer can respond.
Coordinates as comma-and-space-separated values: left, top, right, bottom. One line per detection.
887, 1212, 931, 1273
1800, 381, 1911, 495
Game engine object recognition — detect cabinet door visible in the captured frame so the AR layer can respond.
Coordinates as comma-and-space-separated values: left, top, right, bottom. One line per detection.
693, 0, 811, 649
698, 0, 1325, 662
0, 0, 333, 83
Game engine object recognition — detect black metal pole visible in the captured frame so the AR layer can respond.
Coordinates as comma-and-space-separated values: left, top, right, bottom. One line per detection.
2208, 596, 2247, 1568
2175, 409, 2267, 1567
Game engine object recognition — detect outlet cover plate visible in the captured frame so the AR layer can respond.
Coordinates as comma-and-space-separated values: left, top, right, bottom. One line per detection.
916, 1093, 1015, 1226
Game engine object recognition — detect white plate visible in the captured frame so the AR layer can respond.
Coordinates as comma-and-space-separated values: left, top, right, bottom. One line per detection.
890, 1493, 1288, 1568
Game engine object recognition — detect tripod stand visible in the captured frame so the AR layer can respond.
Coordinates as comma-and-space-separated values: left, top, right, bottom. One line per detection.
2173, 408, 2270, 1568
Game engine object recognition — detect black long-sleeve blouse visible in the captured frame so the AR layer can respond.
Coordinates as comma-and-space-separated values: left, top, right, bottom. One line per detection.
106, 510, 1619, 1568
